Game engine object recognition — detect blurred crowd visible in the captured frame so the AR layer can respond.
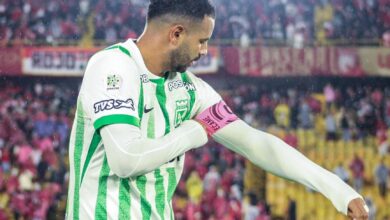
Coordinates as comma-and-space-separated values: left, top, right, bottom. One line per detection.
1, 0, 390, 46
0, 81, 76, 219
0, 78, 389, 219
225, 82, 390, 144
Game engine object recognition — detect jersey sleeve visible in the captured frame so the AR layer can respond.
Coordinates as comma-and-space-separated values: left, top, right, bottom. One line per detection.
80, 49, 142, 131
188, 73, 222, 117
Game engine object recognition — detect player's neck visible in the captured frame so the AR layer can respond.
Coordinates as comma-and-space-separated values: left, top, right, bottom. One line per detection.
136, 36, 166, 78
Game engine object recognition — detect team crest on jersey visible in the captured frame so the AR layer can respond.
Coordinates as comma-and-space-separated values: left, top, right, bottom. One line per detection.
174, 99, 189, 127
106, 74, 122, 90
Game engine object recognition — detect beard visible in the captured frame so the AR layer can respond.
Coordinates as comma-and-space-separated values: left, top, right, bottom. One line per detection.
169, 43, 197, 73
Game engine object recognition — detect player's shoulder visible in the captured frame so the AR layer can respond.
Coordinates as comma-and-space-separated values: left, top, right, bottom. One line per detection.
88, 41, 138, 71
84, 42, 141, 80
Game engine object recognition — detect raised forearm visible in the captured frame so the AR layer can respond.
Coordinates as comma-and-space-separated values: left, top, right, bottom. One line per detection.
212, 120, 362, 215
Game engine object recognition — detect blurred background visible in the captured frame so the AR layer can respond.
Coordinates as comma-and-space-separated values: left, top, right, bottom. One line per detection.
0, 0, 390, 219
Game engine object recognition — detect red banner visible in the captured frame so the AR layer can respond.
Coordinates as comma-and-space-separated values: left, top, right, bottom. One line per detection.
1, 45, 389, 77
21, 47, 98, 76
21, 46, 219, 76
0, 47, 22, 76
222, 47, 369, 77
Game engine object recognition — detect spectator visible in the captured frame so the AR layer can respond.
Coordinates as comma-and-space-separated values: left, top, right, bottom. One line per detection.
365, 197, 376, 220
375, 159, 389, 198
213, 188, 229, 219
378, 140, 389, 156
349, 154, 365, 193
283, 129, 298, 149
324, 83, 336, 110
286, 197, 297, 220
203, 165, 220, 193
274, 98, 290, 128
325, 111, 338, 141
334, 162, 350, 183
227, 186, 242, 219
339, 108, 352, 142
298, 98, 313, 129
385, 97, 390, 128
244, 193, 260, 220
186, 171, 203, 205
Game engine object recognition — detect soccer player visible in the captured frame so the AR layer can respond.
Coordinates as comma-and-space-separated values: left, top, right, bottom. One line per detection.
66, 0, 369, 219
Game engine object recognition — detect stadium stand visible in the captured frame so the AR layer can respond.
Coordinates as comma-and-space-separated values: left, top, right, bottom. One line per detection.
1, 0, 389, 46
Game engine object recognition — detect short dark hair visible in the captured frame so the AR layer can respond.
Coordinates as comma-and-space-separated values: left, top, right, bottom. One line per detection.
147, 0, 215, 22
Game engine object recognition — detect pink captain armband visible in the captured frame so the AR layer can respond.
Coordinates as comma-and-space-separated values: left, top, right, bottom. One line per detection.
195, 100, 239, 136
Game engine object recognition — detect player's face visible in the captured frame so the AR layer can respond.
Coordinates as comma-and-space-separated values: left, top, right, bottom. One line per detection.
169, 16, 214, 73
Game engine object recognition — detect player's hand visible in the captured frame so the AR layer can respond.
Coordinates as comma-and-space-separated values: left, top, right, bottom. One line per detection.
347, 198, 369, 220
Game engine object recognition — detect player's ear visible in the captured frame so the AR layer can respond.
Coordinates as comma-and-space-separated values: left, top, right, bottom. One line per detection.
169, 25, 185, 46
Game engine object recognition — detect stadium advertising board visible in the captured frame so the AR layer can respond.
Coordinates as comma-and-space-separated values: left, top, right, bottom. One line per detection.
21, 47, 98, 76
0, 47, 22, 76
222, 47, 390, 77
222, 47, 332, 76
21, 46, 219, 76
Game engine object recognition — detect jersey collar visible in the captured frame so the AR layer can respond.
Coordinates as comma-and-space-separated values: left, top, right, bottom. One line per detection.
125, 39, 166, 81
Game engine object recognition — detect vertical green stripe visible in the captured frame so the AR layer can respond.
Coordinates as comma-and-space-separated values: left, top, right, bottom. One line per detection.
80, 132, 101, 185
166, 168, 177, 220
95, 155, 110, 220
154, 170, 165, 220
73, 100, 85, 220
166, 168, 177, 201
147, 106, 155, 139
138, 78, 144, 120
136, 176, 152, 220
152, 79, 171, 135
118, 178, 131, 220
181, 72, 196, 120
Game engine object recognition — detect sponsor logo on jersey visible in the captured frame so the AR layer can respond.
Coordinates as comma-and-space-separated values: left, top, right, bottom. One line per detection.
143, 105, 154, 113
168, 80, 196, 92
140, 74, 149, 83
94, 98, 135, 113
174, 99, 189, 127
106, 74, 122, 90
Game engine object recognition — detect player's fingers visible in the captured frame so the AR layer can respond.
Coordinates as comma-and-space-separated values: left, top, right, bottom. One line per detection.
357, 200, 369, 220
348, 210, 366, 220
347, 199, 368, 220
347, 202, 361, 219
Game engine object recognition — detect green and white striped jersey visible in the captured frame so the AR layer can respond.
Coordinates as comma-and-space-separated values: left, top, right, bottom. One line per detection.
66, 39, 221, 220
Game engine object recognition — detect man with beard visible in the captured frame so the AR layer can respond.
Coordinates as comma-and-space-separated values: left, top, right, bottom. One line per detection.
66, 0, 369, 219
